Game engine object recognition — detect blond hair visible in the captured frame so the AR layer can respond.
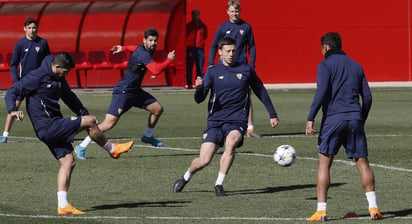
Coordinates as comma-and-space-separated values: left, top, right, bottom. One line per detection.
227, 0, 241, 10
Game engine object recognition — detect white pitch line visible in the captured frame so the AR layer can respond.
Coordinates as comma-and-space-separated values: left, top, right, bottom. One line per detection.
1, 138, 412, 221
6, 136, 412, 173
135, 144, 412, 173
1, 213, 412, 221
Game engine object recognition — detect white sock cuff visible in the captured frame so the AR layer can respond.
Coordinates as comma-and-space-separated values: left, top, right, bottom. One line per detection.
215, 172, 226, 186
80, 136, 92, 148
57, 191, 68, 208
317, 202, 327, 211
365, 191, 378, 208
183, 169, 192, 181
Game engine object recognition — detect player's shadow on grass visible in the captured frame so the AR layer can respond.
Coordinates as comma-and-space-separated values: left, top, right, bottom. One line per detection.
89, 200, 191, 211
381, 208, 412, 218
227, 182, 345, 196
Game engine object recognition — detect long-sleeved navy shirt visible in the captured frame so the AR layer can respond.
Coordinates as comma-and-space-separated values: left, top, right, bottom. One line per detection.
307, 53, 372, 123
6, 55, 88, 139
208, 19, 256, 68
10, 36, 50, 83
113, 44, 172, 94
195, 63, 277, 122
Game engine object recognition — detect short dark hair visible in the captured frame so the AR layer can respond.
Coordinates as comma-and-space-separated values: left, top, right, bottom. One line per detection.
192, 9, 200, 16
218, 37, 236, 49
53, 52, 75, 69
321, 32, 342, 49
24, 17, 38, 27
144, 28, 159, 39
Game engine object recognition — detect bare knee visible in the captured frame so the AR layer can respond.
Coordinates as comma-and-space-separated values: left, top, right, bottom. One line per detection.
98, 118, 117, 132
199, 157, 212, 167
147, 102, 164, 116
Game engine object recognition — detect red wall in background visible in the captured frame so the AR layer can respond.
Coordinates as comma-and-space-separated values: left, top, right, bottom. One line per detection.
187, 0, 411, 83
1, 0, 411, 90
0, 0, 186, 89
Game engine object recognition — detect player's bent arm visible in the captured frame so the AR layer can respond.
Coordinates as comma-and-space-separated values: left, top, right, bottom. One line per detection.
60, 80, 89, 116
249, 72, 278, 118
145, 58, 173, 76
9, 111, 24, 121
111, 45, 136, 54
194, 87, 208, 104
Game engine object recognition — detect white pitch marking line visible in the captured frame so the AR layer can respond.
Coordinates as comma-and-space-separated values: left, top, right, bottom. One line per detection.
6, 136, 412, 173
1, 213, 412, 221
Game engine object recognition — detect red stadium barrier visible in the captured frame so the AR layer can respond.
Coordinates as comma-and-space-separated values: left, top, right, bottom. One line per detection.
0, 0, 186, 89
0, 0, 411, 90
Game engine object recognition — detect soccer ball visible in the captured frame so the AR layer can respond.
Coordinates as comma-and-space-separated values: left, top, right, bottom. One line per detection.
274, 145, 297, 167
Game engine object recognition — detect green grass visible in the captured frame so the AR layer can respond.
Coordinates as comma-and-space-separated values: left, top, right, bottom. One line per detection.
0, 87, 411, 223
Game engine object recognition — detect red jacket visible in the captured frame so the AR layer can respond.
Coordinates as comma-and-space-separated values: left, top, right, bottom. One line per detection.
186, 19, 207, 48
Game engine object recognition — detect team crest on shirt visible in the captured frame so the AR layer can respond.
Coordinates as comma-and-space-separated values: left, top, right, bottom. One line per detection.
203, 133, 208, 139
236, 73, 243, 80
71, 116, 77, 121
118, 108, 123, 115
239, 29, 244, 35
35, 46, 40, 52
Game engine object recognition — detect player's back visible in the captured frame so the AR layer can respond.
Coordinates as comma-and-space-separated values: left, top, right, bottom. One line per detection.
321, 54, 371, 120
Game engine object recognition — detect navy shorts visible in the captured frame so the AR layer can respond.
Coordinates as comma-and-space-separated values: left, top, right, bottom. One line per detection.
39, 116, 82, 159
107, 89, 157, 117
318, 119, 368, 159
202, 121, 247, 148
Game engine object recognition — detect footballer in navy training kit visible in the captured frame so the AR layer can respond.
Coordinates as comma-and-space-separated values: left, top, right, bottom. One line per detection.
305, 32, 383, 222
75, 27, 176, 160
173, 37, 279, 196
5, 52, 134, 215
0, 17, 50, 144
208, 0, 260, 138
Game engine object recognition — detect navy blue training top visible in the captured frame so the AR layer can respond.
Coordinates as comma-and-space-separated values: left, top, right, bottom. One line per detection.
208, 19, 256, 68
113, 44, 151, 94
195, 63, 277, 122
5, 55, 88, 139
307, 53, 372, 123
10, 36, 50, 83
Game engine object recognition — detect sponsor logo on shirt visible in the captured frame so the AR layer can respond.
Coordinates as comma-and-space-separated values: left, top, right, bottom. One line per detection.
203, 133, 208, 139
225, 30, 231, 35
218, 75, 224, 79
118, 108, 123, 115
71, 116, 77, 121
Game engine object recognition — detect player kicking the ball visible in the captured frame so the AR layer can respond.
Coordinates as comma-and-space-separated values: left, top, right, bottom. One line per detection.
5, 52, 133, 215
172, 37, 279, 196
